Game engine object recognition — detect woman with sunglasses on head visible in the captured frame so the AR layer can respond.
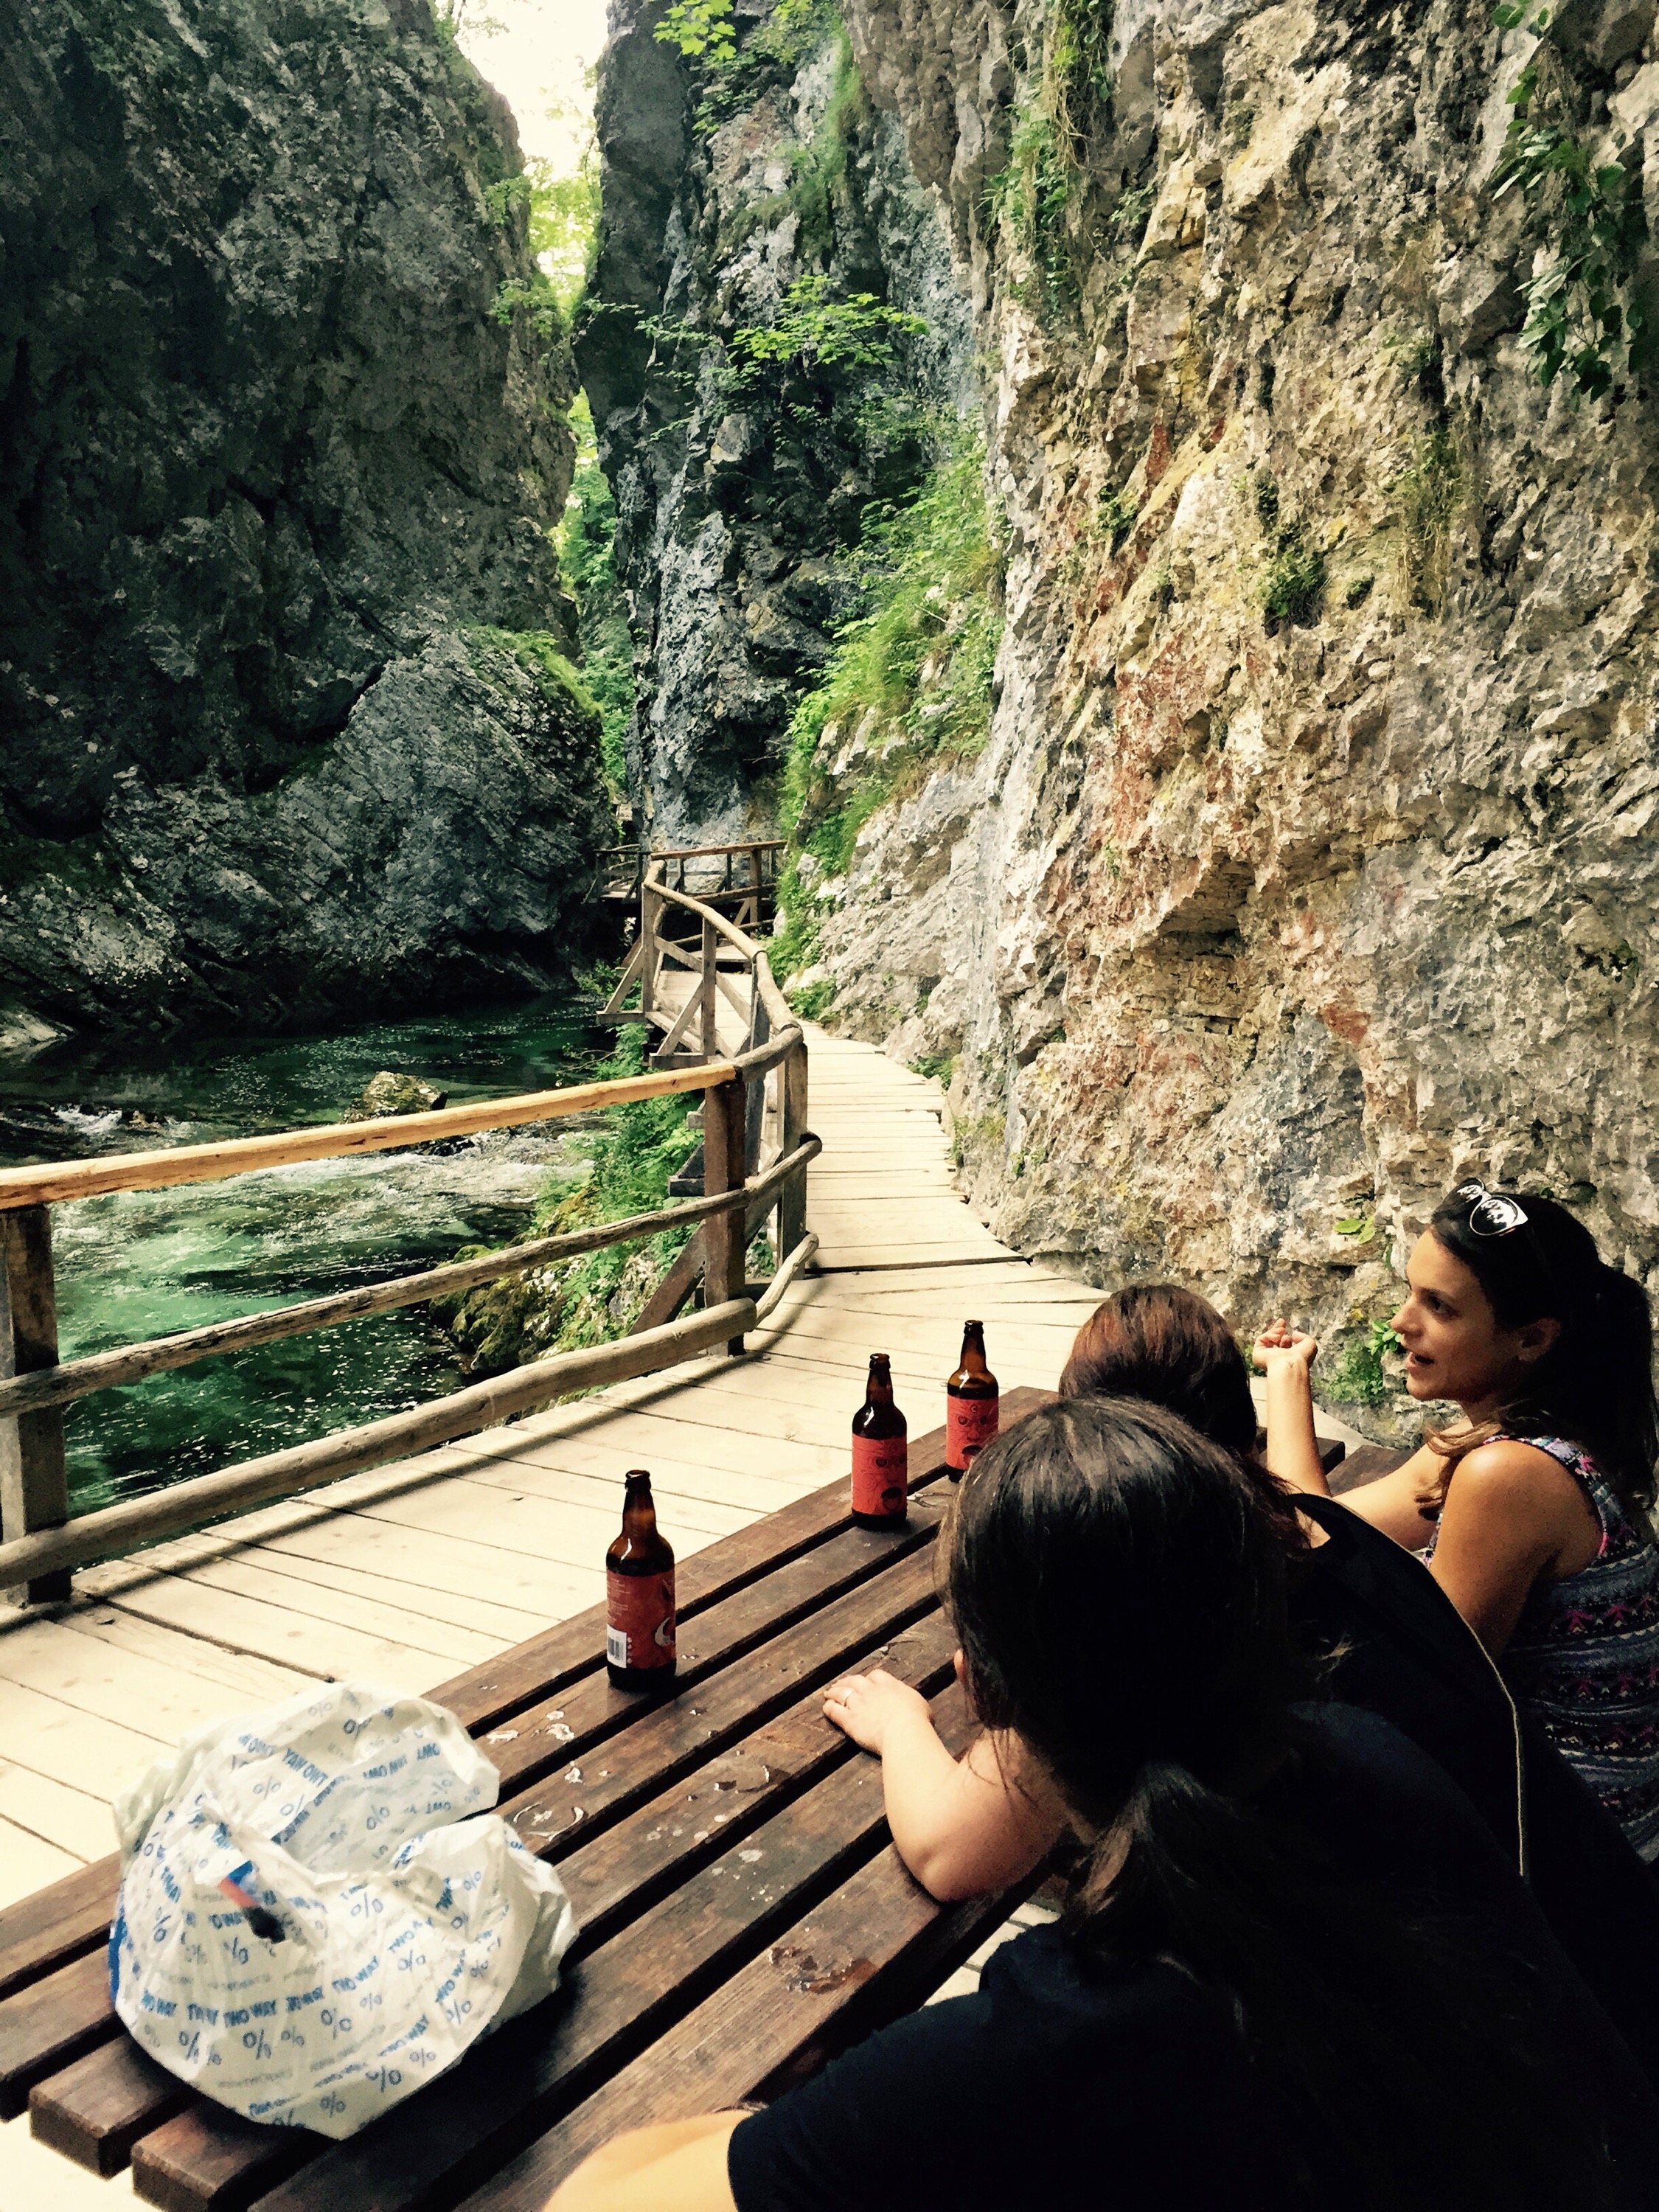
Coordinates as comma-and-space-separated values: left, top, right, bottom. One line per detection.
1256, 1181, 1659, 1861
548, 1402, 1659, 2212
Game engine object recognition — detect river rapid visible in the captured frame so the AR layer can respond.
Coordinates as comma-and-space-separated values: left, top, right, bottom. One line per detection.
0, 998, 607, 1511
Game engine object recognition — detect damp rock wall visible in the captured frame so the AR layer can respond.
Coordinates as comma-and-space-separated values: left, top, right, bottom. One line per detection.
595, 0, 1659, 1432
0, 0, 610, 1040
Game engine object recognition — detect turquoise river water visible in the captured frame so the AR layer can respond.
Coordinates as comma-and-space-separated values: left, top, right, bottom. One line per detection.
0, 998, 607, 1510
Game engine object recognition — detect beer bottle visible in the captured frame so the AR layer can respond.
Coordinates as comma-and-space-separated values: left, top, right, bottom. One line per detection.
606, 1470, 676, 1691
852, 1354, 908, 1529
946, 1321, 999, 1477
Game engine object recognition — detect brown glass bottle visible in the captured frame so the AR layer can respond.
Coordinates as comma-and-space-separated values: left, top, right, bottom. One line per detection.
605, 1470, 676, 1691
852, 1354, 908, 1528
946, 1321, 999, 1477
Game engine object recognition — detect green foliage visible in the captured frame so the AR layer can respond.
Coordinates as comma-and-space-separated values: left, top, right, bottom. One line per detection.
653, 0, 736, 62
1397, 428, 1461, 616
1492, 6, 1649, 398
1345, 574, 1376, 608
437, 1027, 697, 1373
786, 28, 864, 260
1262, 532, 1326, 626
730, 275, 928, 377
525, 101, 599, 316
559, 396, 634, 797
987, 116, 1077, 316
1049, 0, 1114, 155
909, 1051, 957, 1085
775, 425, 1004, 972
1101, 487, 1138, 552
484, 175, 532, 225
788, 979, 838, 1020
1318, 1318, 1402, 1408
1253, 472, 1324, 627
489, 274, 563, 346
463, 626, 597, 717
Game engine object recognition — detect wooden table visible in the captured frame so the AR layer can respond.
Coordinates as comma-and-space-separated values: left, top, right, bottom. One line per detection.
0, 1388, 1057, 2211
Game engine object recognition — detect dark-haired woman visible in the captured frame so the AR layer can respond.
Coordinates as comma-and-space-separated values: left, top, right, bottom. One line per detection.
548, 1402, 1659, 2212
1258, 1180, 1659, 1862
827, 1279, 1659, 2087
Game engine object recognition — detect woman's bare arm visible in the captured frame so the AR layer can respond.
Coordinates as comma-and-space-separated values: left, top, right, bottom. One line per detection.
822, 1669, 1066, 1901
1254, 1323, 1441, 1548
1427, 1440, 1599, 1655
549, 2113, 741, 2212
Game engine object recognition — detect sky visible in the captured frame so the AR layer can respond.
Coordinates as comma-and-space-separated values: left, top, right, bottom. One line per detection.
459, 0, 609, 165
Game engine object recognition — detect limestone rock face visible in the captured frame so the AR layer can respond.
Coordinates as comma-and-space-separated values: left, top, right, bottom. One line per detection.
578, 0, 975, 846
0, 0, 607, 1036
599, 0, 1659, 1432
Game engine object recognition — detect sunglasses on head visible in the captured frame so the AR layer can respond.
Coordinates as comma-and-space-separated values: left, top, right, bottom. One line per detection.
1451, 1180, 1531, 1239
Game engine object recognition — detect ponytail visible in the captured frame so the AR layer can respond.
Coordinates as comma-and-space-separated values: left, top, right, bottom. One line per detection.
1071, 1742, 1630, 2212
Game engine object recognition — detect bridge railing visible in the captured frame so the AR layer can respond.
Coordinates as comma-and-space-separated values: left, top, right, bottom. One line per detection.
0, 877, 813, 1601
597, 840, 783, 932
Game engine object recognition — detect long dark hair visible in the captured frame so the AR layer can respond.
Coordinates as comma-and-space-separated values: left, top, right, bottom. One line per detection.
946, 1399, 1631, 2211
1061, 1281, 1304, 1549
1427, 1186, 1658, 1517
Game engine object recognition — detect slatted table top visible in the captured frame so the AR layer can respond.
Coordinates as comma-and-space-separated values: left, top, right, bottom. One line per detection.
0, 1391, 1055, 2212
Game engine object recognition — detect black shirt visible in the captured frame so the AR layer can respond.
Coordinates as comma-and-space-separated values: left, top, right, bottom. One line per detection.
1295, 1493, 1659, 2087
728, 1706, 1659, 2212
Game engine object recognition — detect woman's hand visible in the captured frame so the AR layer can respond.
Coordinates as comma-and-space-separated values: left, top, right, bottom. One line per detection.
1252, 1318, 1318, 1375
823, 1669, 931, 1756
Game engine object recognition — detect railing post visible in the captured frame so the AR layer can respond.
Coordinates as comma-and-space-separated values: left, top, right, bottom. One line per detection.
701, 1078, 748, 1355
778, 1040, 809, 1265
699, 914, 717, 1060
0, 1206, 72, 1604
639, 880, 659, 1026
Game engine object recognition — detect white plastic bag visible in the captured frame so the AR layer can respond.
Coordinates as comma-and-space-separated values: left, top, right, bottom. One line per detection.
109, 1679, 576, 2138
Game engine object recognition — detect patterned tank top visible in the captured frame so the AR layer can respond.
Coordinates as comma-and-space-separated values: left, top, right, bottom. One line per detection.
1428, 1436, 1659, 1861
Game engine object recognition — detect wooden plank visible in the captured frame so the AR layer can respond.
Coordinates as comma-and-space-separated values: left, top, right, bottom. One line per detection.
427, 1399, 1037, 1733
0, 1856, 121, 2003
244, 1723, 924, 2211
0, 1063, 734, 1214
0, 1297, 759, 1588
0, 1761, 114, 1863
1330, 1443, 1408, 1495
133, 2104, 316, 2212
29, 2034, 192, 2175
461, 1801, 1024, 2201
0, 1204, 72, 1604
478, 1510, 947, 1801
0, 1820, 83, 1913
0, 1950, 118, 2120
55, 1608, 313, 1705
489, 1537, 945, 1854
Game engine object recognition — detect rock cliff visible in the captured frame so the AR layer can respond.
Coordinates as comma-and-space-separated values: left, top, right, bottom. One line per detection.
0, 0, 609, 1040
592, 0, 1659, 1431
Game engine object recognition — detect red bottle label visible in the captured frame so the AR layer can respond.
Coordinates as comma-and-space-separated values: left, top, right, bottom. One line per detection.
606, 1569, 675, 1671
852, 1434, 908, 1518
947, 1391, 999, 1470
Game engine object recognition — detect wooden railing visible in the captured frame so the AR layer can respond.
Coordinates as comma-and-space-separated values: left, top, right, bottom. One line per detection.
0, 874, 814, 1601
597, 841, 783, 934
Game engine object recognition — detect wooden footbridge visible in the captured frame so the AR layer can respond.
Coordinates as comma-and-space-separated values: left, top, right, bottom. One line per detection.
0, 854, 1141, 2204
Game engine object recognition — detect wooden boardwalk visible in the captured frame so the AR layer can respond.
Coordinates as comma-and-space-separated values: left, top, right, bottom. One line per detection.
0, 1031, 1105, 1907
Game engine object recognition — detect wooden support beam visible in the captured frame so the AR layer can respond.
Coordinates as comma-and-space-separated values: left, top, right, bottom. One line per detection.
779, 1042, 810, 1263
699, 915, 717, 1058
0, 1206, 70, 1604
701, 1079, 748, 1357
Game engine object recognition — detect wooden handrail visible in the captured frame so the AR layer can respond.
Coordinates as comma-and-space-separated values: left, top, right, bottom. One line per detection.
0, 1061, 734, 1213
0, 1296, 761, 1587
653, 840, 784, 861
0, 839, 813, 1595
0, 1136, 821, 1421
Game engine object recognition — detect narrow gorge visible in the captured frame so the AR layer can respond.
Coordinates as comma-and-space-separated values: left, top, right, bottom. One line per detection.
585, 0, 1659, 1436
1, 0, 610, 1043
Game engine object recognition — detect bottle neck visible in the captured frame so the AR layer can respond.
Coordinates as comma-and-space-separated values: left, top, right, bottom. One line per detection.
958, 1325, 988, 1374
622, 1475, 658, 1538
865, 1358, 894, 1405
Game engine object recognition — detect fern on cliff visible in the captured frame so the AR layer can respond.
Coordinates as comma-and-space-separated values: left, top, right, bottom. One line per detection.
771, 422, 1004, 995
